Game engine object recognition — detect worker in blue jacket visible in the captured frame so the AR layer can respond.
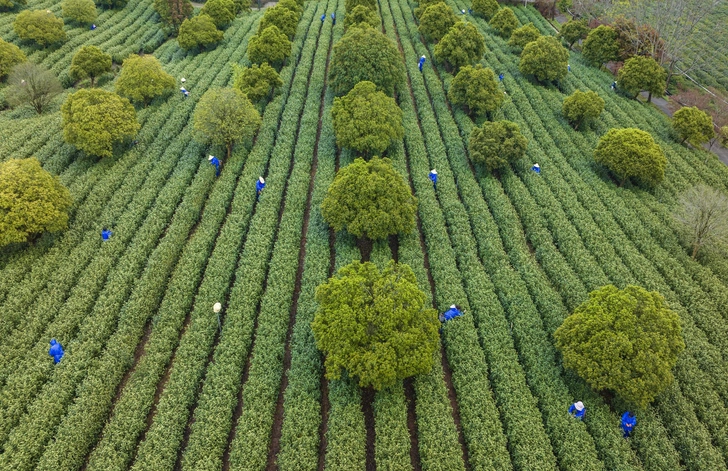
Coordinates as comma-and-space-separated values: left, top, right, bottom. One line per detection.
439, 305, 463, 322
180, 87, 189, 98
419, 55, 426, 72
321, 13, 326, 22
429, 169, 437, 188
621, 411, 636, 438
532, 163, 540, 174
49, 339, 64, 364
256, 176, 266, 200
90, 23, 96, 30
569, 401, 586, 420
331, 12, 335, 24
101, 227, 113, 241
498, 72, 504, 81
208, 155, 221, 176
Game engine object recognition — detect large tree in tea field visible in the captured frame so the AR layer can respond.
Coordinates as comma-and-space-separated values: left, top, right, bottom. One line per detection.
594, 127, 666, 186
519, 35, 569, 83
115, 54, 175, 106
672, 106, 715, 147
13, 10, 66, 46
434, 21, 485, 71
448, 64, 503, 118
418, 2, 458, 42
469, 120, 528, 171
5, 62, 62, 114
0, 38, 26, 80
70, 46, 112, 87
562, 90, 604, 130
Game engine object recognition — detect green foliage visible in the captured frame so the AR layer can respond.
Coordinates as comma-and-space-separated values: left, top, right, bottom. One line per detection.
178, 14, 224, 50
61, 0, 97, 24
594, 127, 666, 186
721, 125, 728, 147
344, 4, 379, 30
200, 0, 236, 28
321, 157, 416, 240
247, 25, 291, 66
230, 0, 249, 13
413, 0, 439, 18
0, 38, 26, 80
582, 25, 619, 67
562, 89, 604, 130
673, 184, 728, 259
115, 54, 175, 105
95, 0, 126, 9
277, 0, 302, 17
312, 260, 439, 391
556, 0, 571, 14
434, 21, 485, 71
232, 62, 283, 102
13, 10, 67, 47
331, 81, 404, 157
471, 0, 499, 20
345, 0, 376, 13
193, 87, 261, 159
518, 35, 569, 83
468, 119, 528, 171
508, 22, 540, 51
672, 106, 715, 147
258, 5, 299, 38
554, 285, 685, 408
448, 64, 503, 117
0, 158, 72, 247
418, 2, 458, 42
489, 7, 518, 38
329, 27, 404, 95
617, 56, 666, 100
154, 0, 193, 33
61, 88, 140, 157
558, 18, 588, 49
6, 62, 62, 114
0, 0, 26, 9
70, 46, 111, 86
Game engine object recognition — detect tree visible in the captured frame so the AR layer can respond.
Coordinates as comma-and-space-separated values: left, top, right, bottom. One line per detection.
0, 38, 26, 80
0, 0, 26, 10
469, 120, 528, 172
611, 16, 664, 62
617, 55, 666, 101
582, 25, 619, 67
721, 126, 728, 148
345, 0, 376, 13
0, 158, 72, 247
562, 89, 604, 130
178, 14, 224, 50
672, 106, 715, 147
329, 27, 404, 96
193, 87, 261, 160
13, 10, 66, 47
594, 128, 666, 186
6, 62, 62, 114
508, 23, 540, 51
153, 0, 193, 33
554, 285, 685, 408
489, 7, 518, 39
277, 0, 302, 16
70, 46, 111, 86
200, 0, 236, 28
115, 54, 175, 106
471, 0, 498, 20
61, 0, 97, 24
258, 4, 299, 38
418, 2, 458, 42
95, 0, 127, 9
413, 0, 439, 18
232, 62, 283, 102
62, 89, 140, 157
434, 21, 485, 72
558, 18, 588, 49
519, 36, 569, 83
448, 64, 503, 117
312, 260, 439, 391
673, 184, 728, 259
247, 25, 291, 67
344, 5, 379, 30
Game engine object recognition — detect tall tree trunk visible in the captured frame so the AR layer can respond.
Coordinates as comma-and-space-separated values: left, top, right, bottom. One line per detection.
647, 91, 652, 103
692, 242, 700, 259
227, 141, 232, 160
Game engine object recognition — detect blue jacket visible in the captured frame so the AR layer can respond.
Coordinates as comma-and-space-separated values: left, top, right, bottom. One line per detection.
440, 306, 462, 322
429, 171, 437, 184
621, 412, 636, 432
419, 57, 426, 66
256, 180, 266, 193
209, 156, 221, 168
321, 13, 326, 21
101, 229, 112, 241
569, 403, 586, 419
498, 73, 504, 81
49, 339, 64, 364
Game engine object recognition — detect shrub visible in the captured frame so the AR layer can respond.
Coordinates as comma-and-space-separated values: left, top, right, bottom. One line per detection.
468, 119, 528, 171
593, 127, 666, 186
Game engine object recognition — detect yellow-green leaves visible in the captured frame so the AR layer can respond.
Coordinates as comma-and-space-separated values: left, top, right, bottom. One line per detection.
594, 127, 666, 186
115, 54, 175, 105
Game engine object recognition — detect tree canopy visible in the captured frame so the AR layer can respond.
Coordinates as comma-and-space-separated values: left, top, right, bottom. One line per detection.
13, 10, 66, 47
672, 106, 715, 147
594, 127, 666, 186
582, 25, 619, 67
418, 2, 458, 42
673, 184, 728, 259
61, 0, 97, 24
518, 35, 569, 83
95, 0, 127, 9
448, 64, 503, 117
277, 0, 302, 16
434, 21, 485, 71
258, 4, 299, 38
508, 23, 540, 51
232, 62, 283, 102
247, 25, 291, 67
154, 0, 193, 33
558, 18, 588, 49
562, 89, 604, 130
178, 14, 224, 50
329, 27, 404, 96
554, 285, 685, 408
115, 54, 175, 105
200, 0, 235, 28
469, 120, 528, 171
489, 7, 518, 38
6, 62, 62, 114
0, 38, 26, 80
70, 45, 111, 86
331, 81, 404, 157
312, 260, 439, 391
0, 158, 72, 247
345, 0, 376, 13
321, 157, 416, 240
617, 55, 666, 101
62, 88, 140, 157
193, 87, 261, 159
471, 0, 499, 20
343, 5, 379, 30
0, 0, 26, 10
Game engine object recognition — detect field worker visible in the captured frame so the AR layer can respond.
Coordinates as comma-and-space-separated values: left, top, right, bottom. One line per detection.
621, 411, 636, 438
101, 227, 113, 241
429, 169, 437, 188
532, 163, 540, 174
256, 176, 266, 200
181, 77, 186, 83
468, 8, 472, 14
567, 64, 570, 72
569, 401, 586, 420
331, 12, 336, 24
208, 155, 221, 176
90, 23, 96, 30
49, 339, 64, 364
611, 81, 617, 91
498, 72, 504, 81
180, 87, 189, 98
418, 55, 426, 72
461, 9, 466, 14
439, 305, 463, 322
321, 13, 326, 22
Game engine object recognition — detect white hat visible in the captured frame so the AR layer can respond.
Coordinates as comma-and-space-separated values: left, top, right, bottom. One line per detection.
533, 163, 540, 168
431, 169, 437, 174
181, 77, 186, 82
421, 55, 426, 59
209, 155, 215, 160
259, 176, 265, 183
574, 401, 584, 411
180, 87, 185, 91
450, 304, 456, 309
213, 302, 222, 312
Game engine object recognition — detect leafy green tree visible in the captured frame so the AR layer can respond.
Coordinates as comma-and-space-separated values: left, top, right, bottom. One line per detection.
322, 157, 416, 240
330, 27, 404, 96
193, 87, 261, 159
200, 0, 235, 28
471, 0, 498, 20
434, 21, 485, 71
115, 54, 175, 106
312, 260, 439, 391
617, 56, 666, 101
258, 4, 299, 38
62, 88, 139, 157
721, 126, 728, 147
154, 0, 193, 33
413, 0, 439, 18
448, 64, 503, 117
673, 184, 728, 259
331, 81, 404, 157
672, 106, 715, 147
13, 10, 66, 47
582, 25, 619, 67
562, 89, 604, 130
558, 18, 588, 49
519, 35, 569, 83
0, 158, 72, 247
469, 119, 528, 171
508, 22, 540, 51
489, 7, 518, 38
345, 0, 376, 13
95, 0, 127, 9
178, 14, 224, 50
0, 0, 27, 10
418, 2, 458, 42
344, 5, 379, 30
247, 25, 291, 67
61, 0, 97, 24
0, 38, 26, 80
594, 128, 666, 186
277, 0, 302, 16
556, 0, 571, 14
554, 285, 685, 408
70, 46, 111, 86
6, 62, 62, 114
232, 62, 283, 102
